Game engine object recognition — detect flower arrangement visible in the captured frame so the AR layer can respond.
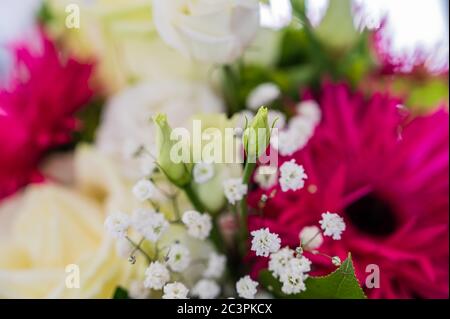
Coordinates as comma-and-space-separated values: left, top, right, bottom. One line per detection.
0, 0, 447, 300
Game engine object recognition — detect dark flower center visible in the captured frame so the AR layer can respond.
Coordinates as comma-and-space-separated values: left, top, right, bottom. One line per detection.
346, 193, 398, 237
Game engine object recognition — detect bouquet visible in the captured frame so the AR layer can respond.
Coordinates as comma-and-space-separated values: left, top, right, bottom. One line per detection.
0, 0, 447, 300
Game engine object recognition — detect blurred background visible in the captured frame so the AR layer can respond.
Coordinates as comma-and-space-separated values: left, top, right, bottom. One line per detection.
1, 0, 449, 80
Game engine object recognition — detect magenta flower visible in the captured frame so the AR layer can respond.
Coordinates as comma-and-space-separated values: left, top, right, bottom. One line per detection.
0, 30, 94, 200
249, 83, 449, 299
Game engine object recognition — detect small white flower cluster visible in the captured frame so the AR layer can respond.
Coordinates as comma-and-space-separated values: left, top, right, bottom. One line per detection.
319, 212, 346, 240
132, 208, 169, 242
182, 210, 212, 240
104, 212, 131, 239
247, 82, 281, 111
299, 226, 323, 250
254, 165, 278, 190
279, 159, 308, 192
191, 252, 226, 299
105, 191, 225, 299
104, 208, 170, 243
269, 247, 311, 295
193, 162, 215, 184
251, 228, 281, 257
223, 178, 248, 205
271, 100, 322, 156
132, 179, 157, 202
142, 243, 191, 299
236, 275, 259, 299
248, 228, 313, 296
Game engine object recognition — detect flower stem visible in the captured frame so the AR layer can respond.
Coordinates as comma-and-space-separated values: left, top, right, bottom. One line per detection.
239, 161, 256, 254
125, 236, 152, 264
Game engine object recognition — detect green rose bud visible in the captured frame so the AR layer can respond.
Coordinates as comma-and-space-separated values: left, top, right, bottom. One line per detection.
153, 113, 192, 187
243, 106, 271, 162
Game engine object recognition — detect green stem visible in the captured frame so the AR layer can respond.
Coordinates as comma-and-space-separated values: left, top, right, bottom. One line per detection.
183, 183, 207, 213
125, 236, 152, 264
239, 161, 257, 254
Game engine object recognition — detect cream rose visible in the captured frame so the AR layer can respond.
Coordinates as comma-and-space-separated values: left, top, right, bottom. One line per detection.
0, 146, 215, 298
45, 0, 212, 93
0, 147, 138, 298
152, 0, 260, 64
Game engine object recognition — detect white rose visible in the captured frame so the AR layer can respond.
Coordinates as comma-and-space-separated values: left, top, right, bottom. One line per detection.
152, 0, 260, 64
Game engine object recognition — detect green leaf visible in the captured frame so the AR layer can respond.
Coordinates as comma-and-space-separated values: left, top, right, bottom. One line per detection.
112, 286, 130, 299
260, 253, 367, 299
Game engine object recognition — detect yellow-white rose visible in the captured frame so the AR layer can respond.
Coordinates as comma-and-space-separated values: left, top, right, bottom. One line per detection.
0, 146, 142, 298
152, 0, 260, 64
45, 0, 212, 93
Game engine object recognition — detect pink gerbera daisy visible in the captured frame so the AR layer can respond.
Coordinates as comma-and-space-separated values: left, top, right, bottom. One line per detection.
0, 30, 94, 200
248, 83, 449, 299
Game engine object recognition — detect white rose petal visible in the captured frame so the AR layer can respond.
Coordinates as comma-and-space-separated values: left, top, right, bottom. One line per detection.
152, 0, 260, 64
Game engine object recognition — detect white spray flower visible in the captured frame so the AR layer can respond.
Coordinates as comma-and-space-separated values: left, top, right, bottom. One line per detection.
271, 128, 309, 156
193, 162, 215, 184
332, 256, 342, 267
132, 179, 157, 202
247, 83, 281, 110
268, 247, 295, 279
289, 255, 312, 274
254, 165, 278, 190
299, 225, 323, 250
296, 100, 322, 126
192, 279, 221, 299
162, 282, 189, 299
166, 243, 191, 272
204, 252, 227, 279
223, 178, 248, 205
182, 210, 212, 240
279, 160, 308, 192
251, 228, 281, 257
132, 208, 169, 242
281, 272, 307, 295
144, 261, 170, 290
236, 276, 258, 299
104, 212, 130, 239
319, 212, 346, 240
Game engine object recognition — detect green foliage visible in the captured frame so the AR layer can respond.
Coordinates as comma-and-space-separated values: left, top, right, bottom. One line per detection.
260, 254, 367, 299
112, 286, 130, 299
